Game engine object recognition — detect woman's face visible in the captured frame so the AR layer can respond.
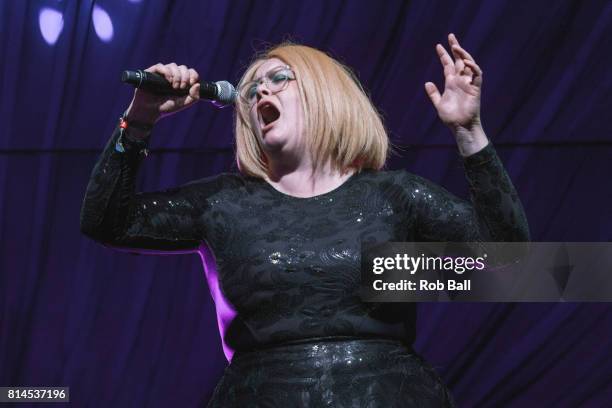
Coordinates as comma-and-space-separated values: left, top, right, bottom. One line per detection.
247, 58, 306, 158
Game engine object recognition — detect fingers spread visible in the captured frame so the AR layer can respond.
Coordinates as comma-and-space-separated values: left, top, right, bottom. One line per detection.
463, 59, 483, 87
454, 57, 465, 75
448, 33, 461, 48
448, 34, 462, 62
424, 82, 441, 107
451, 44, 475, 63
463, 59, 483, 76
436, 44, 455, 77
448, 33, 473, 58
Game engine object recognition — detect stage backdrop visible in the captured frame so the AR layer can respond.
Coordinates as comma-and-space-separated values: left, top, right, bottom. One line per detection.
1, 0, 611, 406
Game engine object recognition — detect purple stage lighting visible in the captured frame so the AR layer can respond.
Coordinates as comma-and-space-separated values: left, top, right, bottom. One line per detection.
38, 8, 64, 45
92, 5, 113, 42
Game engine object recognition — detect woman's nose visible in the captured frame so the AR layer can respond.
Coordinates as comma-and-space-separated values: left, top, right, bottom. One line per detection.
257, 82, 271, 98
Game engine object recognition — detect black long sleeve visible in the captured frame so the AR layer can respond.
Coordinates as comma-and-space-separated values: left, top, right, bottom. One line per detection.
80, 129, 529, 351
80, 126, 219, 252
409, 143, 530, 242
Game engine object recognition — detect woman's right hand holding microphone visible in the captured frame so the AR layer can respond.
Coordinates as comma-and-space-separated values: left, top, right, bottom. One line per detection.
124, 63, 201, 138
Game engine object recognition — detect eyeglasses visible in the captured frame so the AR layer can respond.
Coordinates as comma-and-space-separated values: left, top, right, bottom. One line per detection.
238, 65, 296, 106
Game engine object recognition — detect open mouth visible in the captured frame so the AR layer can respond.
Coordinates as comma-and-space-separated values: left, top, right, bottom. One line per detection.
258, 102, 280, 129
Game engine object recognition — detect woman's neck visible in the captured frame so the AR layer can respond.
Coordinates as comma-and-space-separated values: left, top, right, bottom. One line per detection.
265, 158, 355, 199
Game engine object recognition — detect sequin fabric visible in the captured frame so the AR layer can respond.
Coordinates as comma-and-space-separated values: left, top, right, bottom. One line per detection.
206, 337, 455, 407
81, 126, 529, 407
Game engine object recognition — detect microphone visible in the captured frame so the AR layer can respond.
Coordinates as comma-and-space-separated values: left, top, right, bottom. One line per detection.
121, 70, 236, 107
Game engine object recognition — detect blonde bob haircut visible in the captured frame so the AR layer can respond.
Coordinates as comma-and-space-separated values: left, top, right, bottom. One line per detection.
235, 43, 389, 179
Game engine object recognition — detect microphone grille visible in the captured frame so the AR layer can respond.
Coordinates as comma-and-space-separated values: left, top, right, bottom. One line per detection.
215, 81, 237, 106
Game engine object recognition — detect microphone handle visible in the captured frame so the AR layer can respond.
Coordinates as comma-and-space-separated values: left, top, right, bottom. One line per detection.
121, 70, 218, 100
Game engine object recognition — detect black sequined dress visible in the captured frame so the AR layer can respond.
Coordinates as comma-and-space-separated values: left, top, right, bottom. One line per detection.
80, 127, 530, 407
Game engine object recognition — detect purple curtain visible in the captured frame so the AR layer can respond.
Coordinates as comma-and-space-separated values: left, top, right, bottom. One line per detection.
1, 0, 610, 406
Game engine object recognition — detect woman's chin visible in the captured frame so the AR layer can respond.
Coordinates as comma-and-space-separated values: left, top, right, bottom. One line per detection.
261, 133, 287, 151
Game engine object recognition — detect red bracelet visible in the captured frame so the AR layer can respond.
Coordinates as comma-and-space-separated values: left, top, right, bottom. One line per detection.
115, 112, 150, 156
119, 113, 154, 132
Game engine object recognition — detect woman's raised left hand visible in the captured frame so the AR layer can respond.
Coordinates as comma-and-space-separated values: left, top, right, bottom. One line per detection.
425, 33, 483, 132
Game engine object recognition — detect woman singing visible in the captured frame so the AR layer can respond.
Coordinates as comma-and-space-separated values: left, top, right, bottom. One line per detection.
81, 34, 529, 407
